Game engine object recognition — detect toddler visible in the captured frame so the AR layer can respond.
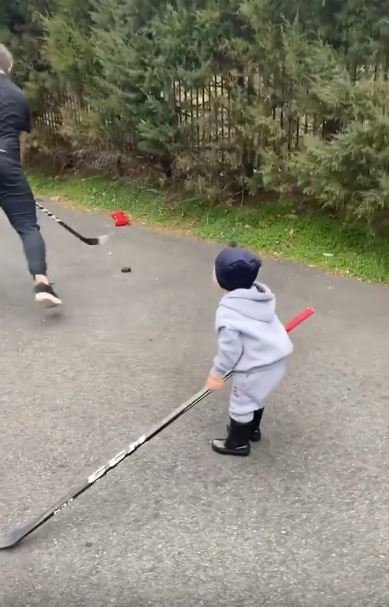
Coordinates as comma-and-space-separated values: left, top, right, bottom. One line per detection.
206, 246, 294, 456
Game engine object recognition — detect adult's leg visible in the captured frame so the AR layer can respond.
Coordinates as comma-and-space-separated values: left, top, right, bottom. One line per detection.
0, 156, 47, 278
0, 154, 61, 305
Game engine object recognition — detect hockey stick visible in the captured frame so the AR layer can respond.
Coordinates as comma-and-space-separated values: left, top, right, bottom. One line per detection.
0, 307, 315, 549
35, 200, 112, 246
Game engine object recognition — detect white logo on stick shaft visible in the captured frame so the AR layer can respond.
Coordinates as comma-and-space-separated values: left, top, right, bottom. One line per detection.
88, 465, 107, 484
87, 437, 146, 484
54, 498, 73, 515
108, 450, 126, 468
128, 435, 146, 452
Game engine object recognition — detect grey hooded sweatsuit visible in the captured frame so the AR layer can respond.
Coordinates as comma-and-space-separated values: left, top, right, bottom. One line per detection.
211, 282, 294, 423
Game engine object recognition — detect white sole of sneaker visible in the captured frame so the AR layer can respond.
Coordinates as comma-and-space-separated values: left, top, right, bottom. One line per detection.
35, 292, 62, 308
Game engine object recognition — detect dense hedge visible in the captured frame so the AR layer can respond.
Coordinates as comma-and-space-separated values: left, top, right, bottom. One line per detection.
2, 0, 389, 231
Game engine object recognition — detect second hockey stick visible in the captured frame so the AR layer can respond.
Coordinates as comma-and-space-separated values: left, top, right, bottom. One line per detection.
36, 200, 112, 245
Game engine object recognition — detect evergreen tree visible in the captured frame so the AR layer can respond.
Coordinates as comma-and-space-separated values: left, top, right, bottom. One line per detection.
44, 0, 96, 97
290, 80, 389, 230
5, 0, 387, 229
0, 0, 56, 110
88, 0, 209, 173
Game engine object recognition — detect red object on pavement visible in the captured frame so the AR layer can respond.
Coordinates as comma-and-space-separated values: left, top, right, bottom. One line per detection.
285, 307, 315, 333
111, 210, 132, 227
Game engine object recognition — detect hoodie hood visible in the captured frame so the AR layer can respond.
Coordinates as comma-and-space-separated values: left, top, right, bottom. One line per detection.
219, 282, 276, 323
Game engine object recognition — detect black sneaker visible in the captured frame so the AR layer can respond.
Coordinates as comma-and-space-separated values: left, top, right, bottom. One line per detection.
34, 283, 62, 307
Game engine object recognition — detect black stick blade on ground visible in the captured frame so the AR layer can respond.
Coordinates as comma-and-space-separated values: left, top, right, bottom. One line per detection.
36, 200, 112, 246
0, 308, 315, 550
0, 525, 33, 550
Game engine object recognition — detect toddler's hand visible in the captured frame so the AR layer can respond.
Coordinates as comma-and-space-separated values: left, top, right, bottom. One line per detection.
206, 374, 224, 391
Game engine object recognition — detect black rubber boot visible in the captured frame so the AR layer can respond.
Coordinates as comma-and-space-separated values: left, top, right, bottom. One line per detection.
226, 408, 264, 442
250, 408, 264, 442
212, 418, 251, 456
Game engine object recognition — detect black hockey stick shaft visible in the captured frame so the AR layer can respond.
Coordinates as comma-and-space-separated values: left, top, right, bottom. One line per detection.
0, 385, 212, 549
35, 200, 110, 246
0, 307, 315, 549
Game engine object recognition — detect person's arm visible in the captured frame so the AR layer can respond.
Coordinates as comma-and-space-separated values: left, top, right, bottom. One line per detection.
209, 327, 243, 379
206, 327, 243, 391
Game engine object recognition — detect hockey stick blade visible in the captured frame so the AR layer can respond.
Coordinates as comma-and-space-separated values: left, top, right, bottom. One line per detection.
0, 525, 33, 550
0, 307, 315, 549
36, 200, 112, 246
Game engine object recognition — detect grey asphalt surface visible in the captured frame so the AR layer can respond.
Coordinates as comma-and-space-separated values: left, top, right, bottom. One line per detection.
0, 201, 388, 607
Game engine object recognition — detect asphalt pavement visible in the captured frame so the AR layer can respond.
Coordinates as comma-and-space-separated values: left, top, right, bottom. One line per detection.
0, 201, 388, 607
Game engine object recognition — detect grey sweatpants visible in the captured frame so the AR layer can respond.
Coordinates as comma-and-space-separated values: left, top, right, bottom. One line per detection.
229, 359, 287, 423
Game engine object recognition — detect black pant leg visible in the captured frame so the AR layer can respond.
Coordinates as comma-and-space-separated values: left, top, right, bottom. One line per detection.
0, 153, 47, 277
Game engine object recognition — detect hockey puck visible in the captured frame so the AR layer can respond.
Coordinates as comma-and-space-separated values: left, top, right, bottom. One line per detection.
121, 266, 132, 273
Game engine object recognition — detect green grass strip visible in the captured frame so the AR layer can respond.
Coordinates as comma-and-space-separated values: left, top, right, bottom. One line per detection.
29, 171, 389, 284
